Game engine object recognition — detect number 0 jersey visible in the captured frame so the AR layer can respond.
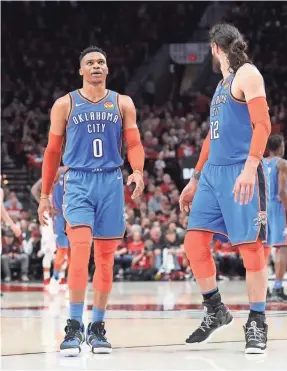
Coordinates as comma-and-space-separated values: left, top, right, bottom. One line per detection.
63, 89, 123, 171
208, 74, 252, 165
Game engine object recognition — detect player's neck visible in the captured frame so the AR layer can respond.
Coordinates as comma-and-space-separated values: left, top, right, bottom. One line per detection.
220, 57, 231, 80
267, 152, 280, 159
81, 82, 107, 102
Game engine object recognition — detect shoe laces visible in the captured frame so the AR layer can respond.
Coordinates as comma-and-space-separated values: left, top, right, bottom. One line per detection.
64, 325, 80, 341
90, 324, 107, 342
199, 307, 217, 332
246, 321, 265, 342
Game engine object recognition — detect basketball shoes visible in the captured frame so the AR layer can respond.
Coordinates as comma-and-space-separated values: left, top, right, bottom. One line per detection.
270, 287, 287, 302
60, 319, 85, 356
244, 312, 268, 354
186, 291, 234, 346
86, 321, 112, 354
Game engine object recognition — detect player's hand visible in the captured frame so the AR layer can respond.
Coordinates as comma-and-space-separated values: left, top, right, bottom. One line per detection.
11, 225, 22, 238
179, 178, 198, 213
38, 198, 52, 226
127, 171, 144, 199
51, 205, 60, 217
233, 167, 256, 205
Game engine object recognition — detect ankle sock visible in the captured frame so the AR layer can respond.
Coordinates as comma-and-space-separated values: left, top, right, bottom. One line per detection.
202, 287, 219, 300
92, 307, 105, 323
70, 302, 84, 325
274, 280, 282, 290
249, 302, 266, 315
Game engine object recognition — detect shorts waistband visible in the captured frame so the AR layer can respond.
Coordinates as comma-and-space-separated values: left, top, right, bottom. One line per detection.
69, 167, 119, 173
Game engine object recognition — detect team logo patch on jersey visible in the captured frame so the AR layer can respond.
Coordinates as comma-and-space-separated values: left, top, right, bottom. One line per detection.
104, 102, 114, 110
254, 211, 267, 226
223, 82, 229, 90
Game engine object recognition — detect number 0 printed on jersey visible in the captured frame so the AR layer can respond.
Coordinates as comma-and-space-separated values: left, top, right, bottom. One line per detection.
93, 139, 103, 158
210, 120, 219, 140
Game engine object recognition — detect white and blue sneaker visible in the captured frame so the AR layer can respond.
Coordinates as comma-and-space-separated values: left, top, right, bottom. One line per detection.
60, 319, 85, 356
86, 321, 112, 354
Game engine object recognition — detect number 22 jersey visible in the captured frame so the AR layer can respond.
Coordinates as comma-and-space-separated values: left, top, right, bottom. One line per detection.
208, 74, 252, 165
63, 89, 123, 171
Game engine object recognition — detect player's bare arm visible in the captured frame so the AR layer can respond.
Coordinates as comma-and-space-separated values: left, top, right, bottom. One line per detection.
0, 188, 22, 237
277, 159, 287, 209
179, 131, 210, 212
232, 64, 271, 204
31, 178, 42, 203
38, 95, 70, 226
120, 94, 145, 199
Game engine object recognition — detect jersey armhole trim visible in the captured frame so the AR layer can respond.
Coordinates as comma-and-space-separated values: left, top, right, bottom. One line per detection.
66, 93, 73, 125
116, 93, 124, 122
229, 77, 247, 104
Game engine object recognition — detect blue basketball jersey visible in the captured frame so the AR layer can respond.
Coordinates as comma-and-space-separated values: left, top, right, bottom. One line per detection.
209, 74, 252, 165
265, 157, 280, 201
63, 89, 123, 171
52, 167, 65, 212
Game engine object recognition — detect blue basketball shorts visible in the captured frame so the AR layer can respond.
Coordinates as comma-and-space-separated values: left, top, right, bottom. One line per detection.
63, 168, 125, 239
53, 213, 69, 248
266, 200, 287, 247
187, 161, 268, 246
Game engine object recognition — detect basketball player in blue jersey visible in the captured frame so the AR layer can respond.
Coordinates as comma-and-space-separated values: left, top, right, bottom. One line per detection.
32, 167, 70, 294
265, 135, 287, 302
179, 24, 271, 354
38, 46, 145, 355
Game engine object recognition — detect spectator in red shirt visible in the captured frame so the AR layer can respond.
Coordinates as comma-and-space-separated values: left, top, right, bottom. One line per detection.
129, 240, 156, 281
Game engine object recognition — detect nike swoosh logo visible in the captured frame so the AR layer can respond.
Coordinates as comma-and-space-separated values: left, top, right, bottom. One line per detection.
117, 176, 122, 180
75, 103, 85, 107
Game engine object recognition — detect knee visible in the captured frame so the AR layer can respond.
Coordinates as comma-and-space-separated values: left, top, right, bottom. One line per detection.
239, 240, 265, 272
67, 227, 92, 290
184, 231, 215, 279
184, 231, 213, 262
93, 240, 118, 292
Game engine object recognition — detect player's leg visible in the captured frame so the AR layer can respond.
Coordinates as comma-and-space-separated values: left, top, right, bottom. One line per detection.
86, 169, 125, 354
264, 245, 272, 300
271, 247, 287, 302
184, 165, 233, 346
60, 170, 94, 356
40, 214, 57, 288
219, 162, 268, 354
49, 215, 69, 294
86, 239, 118, 353
269, 203, 287, 301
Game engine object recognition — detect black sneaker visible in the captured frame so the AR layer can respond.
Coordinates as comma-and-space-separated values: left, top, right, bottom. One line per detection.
86, 321, 112, 354
266, 288, 271, 302
244, 313, 268, 354
270, 287, 287, 302
60, 319, 85, 356
186, 292, 234, 346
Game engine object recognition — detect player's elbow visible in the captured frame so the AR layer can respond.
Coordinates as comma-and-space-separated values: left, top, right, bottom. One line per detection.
31, 186, 37, 197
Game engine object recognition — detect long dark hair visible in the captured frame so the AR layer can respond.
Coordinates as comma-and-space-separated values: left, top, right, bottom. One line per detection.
209, 23, 251, 73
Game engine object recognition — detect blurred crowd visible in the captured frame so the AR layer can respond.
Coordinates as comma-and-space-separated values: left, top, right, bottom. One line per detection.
1, 2, 286, 283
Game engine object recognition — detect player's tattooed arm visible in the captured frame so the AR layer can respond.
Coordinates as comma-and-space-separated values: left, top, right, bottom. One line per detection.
277, 159, 287, 209
192, 170, 201, 181
120, 94, 145, 199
